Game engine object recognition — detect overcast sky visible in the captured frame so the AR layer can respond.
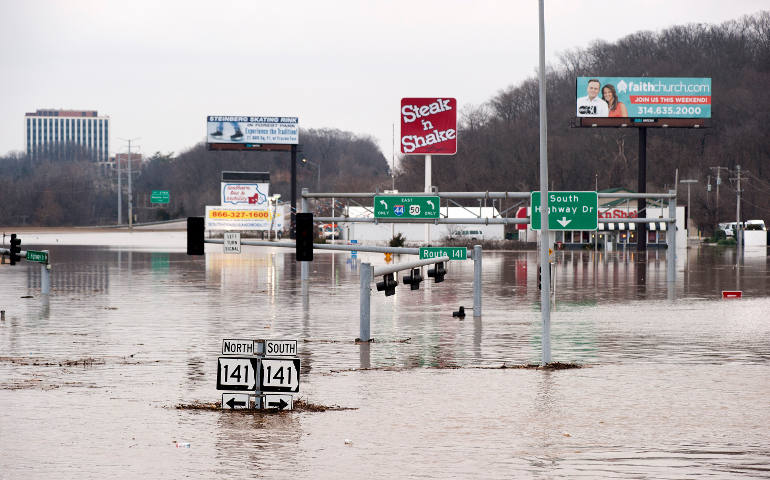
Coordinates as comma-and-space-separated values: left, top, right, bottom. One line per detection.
0, 0, 765, 164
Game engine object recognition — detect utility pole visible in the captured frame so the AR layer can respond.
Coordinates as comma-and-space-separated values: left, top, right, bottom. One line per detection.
732, 165, 748, 249
709, 166, 728, 231
117, 154, 122, 225
119, 137, 140, 230
680, 179, 698, 239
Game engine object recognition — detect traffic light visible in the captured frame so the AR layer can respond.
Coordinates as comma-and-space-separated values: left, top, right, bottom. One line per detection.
427, 262, 446, 283
538, 266, 542, 290
9, 234, 21, 265
402, 268, 423, 290
376, 273, 398, 296
187, 217, 205, 255
295, 213, 314, 262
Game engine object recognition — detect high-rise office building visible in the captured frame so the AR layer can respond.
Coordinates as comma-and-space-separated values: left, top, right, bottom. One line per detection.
25, 109, 110, 162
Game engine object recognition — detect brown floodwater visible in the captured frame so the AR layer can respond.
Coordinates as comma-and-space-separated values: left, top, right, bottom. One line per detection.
1, 231, 768, 478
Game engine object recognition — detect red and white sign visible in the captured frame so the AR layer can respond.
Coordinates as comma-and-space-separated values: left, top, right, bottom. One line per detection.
400, 97, 457, 155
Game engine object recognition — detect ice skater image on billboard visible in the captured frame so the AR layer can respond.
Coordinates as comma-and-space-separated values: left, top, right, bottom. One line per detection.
209, 121, 243, 142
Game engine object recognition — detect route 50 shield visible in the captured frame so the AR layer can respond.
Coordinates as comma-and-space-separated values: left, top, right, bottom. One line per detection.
259, 358, 300, 393
217, 357, 258, 390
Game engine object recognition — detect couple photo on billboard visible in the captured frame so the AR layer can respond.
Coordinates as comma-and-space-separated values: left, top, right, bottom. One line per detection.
576, 78, 627, 117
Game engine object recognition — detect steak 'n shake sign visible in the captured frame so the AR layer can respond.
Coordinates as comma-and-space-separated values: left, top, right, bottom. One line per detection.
400, 97, 457, 155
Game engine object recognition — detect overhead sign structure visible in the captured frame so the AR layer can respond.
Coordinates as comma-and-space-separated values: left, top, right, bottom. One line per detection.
576, 77, 711, 119
217, 357, 259, 391
374, 195, 440, 219
205, 205, 285, 231
400, 98, 457, 155
223, 232, 241, 254
419, 247, 467, 261
151, 190, 170, 204
259, 358, 301, 393
530, 191, 598, 231
207, 116, 299, 151
25, 250, 48, 264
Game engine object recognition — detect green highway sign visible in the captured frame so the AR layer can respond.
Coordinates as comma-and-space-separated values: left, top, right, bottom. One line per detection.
374, 195, 440, 219
530, 191, 598, 230
419, 247, 467, 260
151, 190, 170, 204
26, 250, 48, 263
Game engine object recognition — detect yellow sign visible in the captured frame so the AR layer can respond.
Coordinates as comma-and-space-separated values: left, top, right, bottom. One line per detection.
208, 209, 272, 220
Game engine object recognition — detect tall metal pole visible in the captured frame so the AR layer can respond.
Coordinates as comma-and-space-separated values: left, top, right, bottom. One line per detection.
127, 140, 134, 230
537, 0, 551, 365
735, 165, 743, 248
425, 154, 432, 243
290, 144, 297, 239
117, 154, 122, 225
638, 128, 647, 250
680, 179, 698, 238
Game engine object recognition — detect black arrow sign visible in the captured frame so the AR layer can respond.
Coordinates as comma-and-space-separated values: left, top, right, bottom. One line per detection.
267, 398, 289, 410
226, 397, 247, 409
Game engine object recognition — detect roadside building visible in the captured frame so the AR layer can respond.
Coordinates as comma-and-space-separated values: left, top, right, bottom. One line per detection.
517, 188, 686, 249
25, 109, 110, 163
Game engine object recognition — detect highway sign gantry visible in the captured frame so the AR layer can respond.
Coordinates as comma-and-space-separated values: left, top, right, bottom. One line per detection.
530, 191, 598, 230
374, 195, 440, 219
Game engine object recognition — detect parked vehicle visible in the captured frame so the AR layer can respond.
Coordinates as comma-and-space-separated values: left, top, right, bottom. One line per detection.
319, 223, 341, 240
449, 229, 484, 241
718, 222, 738, 237
745, 219, 767, 231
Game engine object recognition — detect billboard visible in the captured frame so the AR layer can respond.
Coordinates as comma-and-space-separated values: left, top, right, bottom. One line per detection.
220, 171, 270, 207
205, 205, 286, 231
400, 98, 457, 155
221, 182, 269, 206
207, 116, 299, 146
576, 77, 711, 118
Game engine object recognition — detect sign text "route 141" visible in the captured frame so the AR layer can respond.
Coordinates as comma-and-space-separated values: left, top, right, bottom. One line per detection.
374, 195, 440, 219
530, 191, 598, 230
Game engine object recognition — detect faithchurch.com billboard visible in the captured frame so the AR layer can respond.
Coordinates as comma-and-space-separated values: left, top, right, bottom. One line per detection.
576, 77, 711, 119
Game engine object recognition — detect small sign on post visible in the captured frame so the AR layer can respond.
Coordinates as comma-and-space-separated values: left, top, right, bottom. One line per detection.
217, 338, 299, 411
224, 232, 241, 254
419, 247, 467, 260
25, 250, 49, 264
151, 190, 170, 204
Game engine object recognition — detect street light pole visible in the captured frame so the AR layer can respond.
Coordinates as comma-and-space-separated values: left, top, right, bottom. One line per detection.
680, 179, 698, 239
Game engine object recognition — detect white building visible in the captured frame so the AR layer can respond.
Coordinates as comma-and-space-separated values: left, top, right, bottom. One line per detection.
340, 206, 505, 244
25, 109, 110, 162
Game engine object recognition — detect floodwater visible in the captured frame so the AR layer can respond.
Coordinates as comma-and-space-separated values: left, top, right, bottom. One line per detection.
1, 230, 768, 479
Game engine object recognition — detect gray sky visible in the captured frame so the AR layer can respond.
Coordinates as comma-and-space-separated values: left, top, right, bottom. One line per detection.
0, 0, 765, 163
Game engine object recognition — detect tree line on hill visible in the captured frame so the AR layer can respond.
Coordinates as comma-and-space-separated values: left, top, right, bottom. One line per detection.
0, 11, 767, 231
0, 129, 391, 226
395, 11, 770, 233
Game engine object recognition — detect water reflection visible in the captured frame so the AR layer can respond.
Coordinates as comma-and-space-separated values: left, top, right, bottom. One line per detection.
1, 233, 768, 479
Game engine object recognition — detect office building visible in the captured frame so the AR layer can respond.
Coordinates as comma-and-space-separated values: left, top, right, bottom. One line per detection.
25, 109, 110, 162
